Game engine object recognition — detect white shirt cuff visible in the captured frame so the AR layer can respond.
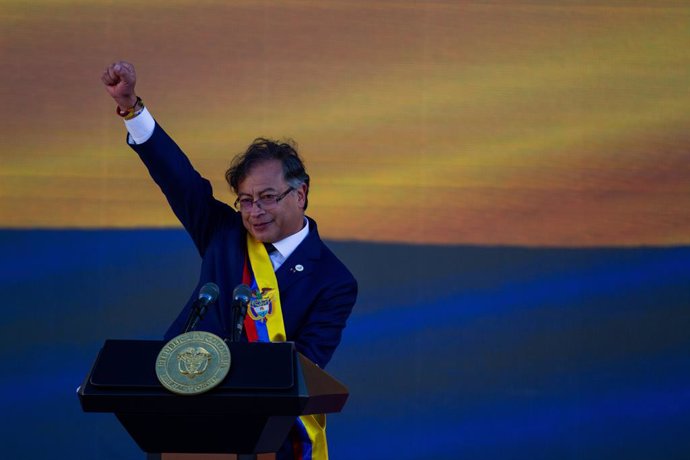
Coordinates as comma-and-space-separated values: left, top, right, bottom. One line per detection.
124, 107, 155, 144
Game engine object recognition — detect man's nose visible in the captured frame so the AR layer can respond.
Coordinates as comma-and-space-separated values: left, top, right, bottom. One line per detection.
248, 201, 266, 216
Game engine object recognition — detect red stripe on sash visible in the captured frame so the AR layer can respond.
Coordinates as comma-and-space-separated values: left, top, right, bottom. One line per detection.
242, 253, 259, 343
291, 424, 304, 460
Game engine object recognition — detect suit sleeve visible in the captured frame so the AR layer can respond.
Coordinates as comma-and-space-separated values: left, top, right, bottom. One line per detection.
128, 123, 235, 255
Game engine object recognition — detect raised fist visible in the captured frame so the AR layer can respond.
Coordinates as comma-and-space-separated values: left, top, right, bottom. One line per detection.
102, 61, 138, 110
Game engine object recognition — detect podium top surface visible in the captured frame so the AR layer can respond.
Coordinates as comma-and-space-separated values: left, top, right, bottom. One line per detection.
90, 339, 294, 391
78, 339, 348, 417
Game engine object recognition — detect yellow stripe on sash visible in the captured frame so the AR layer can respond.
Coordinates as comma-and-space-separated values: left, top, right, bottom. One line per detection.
300, 414, 328, 460
246, 235, 286, 342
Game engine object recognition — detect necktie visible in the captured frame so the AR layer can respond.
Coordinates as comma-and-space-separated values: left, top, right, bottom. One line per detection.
264, 243, 278, 255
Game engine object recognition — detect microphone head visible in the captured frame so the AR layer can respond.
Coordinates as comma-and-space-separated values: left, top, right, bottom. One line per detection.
233, 284, 252, 303
199, 282, 220, 303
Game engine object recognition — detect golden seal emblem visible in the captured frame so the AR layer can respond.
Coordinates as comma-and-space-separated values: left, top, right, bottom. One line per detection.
155, 331, 231, 395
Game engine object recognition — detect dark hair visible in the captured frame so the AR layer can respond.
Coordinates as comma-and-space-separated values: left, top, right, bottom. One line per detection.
225, 138, 310, 210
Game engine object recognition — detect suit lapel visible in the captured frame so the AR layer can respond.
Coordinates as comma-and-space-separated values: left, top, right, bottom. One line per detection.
275, 218, 322, 292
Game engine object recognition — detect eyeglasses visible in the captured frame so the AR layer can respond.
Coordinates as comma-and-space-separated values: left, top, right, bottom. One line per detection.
234, 187, 294, 211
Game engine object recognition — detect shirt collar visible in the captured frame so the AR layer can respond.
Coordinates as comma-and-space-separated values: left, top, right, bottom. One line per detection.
272, 217, 309, 260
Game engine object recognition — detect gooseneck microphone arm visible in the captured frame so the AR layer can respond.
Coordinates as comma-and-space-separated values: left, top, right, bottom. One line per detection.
231, 284, 252, 342
183, 282, 220, 333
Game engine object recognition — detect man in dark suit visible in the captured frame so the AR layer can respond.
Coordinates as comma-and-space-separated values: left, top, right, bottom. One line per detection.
102, 61, 357, 459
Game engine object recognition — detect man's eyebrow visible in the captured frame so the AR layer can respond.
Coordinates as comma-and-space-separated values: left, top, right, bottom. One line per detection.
237, 187, 278, 197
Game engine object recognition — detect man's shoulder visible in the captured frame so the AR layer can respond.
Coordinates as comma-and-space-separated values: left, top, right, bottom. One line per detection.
310, 233, 357, 286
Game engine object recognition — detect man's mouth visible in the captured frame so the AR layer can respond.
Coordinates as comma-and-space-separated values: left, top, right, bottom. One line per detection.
252, 221, 272, 230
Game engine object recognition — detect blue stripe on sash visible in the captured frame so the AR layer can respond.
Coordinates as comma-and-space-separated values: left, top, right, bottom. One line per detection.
249, 278, 271, 342
293, 417, 313, 460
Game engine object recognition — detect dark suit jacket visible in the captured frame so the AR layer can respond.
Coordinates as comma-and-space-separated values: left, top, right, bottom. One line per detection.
130, 124, 357, 369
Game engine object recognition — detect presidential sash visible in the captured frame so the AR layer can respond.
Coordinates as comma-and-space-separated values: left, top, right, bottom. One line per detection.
243, 234, 328, 460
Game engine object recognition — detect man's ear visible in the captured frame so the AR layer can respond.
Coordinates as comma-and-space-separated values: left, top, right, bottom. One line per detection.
296, 183, 308, 209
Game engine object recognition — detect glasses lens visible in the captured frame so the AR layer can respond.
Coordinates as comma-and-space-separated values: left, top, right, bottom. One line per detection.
237, 198, 253, 210
236, 188, 293, 211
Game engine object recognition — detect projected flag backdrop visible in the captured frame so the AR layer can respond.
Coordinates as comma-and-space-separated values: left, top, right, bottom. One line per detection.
1, 1, 689, 245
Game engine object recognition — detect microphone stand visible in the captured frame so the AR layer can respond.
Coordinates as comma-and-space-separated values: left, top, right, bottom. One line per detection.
182, 299, 203, 333
231, 296, 250, 342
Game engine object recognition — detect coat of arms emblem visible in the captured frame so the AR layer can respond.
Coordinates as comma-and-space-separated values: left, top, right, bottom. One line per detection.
177, 346, 212, 378
155, 331, 231, 395
249, 287, 274, 321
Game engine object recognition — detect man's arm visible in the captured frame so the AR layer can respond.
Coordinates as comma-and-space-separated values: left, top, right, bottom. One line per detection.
102, 61, 155, 144
295, 277, 358, 369
101, 61, 235, 255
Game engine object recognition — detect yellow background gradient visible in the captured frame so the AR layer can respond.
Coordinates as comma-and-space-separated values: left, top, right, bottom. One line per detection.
1, 1, 689, 245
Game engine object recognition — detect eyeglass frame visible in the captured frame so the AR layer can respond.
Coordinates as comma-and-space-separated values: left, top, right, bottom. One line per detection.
233, 187, 295, 211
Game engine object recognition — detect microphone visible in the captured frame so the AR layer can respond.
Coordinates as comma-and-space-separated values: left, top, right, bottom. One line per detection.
231, 284, 252, 342
198, 282, 220, 307
183, 282, 220, 333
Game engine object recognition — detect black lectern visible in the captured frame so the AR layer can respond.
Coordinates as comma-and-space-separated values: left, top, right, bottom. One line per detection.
78, 340, 348, 458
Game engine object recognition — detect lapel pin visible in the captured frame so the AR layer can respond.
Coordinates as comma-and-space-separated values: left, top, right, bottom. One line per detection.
295, 264, 304, 272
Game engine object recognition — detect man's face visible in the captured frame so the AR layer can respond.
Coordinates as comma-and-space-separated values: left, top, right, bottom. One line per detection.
236, 159, 306, 243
